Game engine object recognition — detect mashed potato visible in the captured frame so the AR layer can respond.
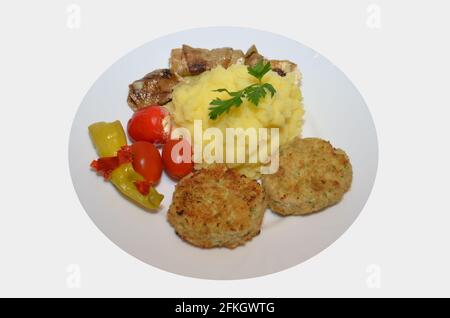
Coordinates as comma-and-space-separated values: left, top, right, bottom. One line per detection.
166, 64, 304, 178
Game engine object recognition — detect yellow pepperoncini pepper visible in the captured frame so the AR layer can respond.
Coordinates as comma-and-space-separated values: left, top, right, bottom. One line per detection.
110, 164, 163, 209
89, 121, 127, 157
88, 121, 163, 210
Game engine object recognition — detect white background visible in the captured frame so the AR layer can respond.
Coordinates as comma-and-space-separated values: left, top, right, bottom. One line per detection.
0, 0, 449, 297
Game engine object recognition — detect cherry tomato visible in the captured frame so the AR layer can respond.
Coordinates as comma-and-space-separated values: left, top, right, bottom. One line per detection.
127, 106, 171, 144
130, 141, 163, 185
162, 138, 194, 180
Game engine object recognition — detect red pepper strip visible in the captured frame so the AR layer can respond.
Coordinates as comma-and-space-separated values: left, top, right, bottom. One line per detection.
91, 157, 119, 179
117, 145, 133, 163
90, 146, 133, 180
134, 180, 151, 195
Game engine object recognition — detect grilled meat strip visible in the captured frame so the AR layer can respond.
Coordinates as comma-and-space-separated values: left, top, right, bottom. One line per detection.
245, 45, 299, 78
128, 45, 300, 112
244, 45, 264, 67
127, 69, 181, 111
170, 44, 245, 76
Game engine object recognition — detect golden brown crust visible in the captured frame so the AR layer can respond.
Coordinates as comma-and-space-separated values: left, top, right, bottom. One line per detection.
167, 165, 266, 249
262, 138, 352, 216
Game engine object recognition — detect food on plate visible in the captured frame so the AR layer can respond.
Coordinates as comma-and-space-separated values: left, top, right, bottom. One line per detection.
245, 45, 300, 82
170, 44, 245, 76
169, 44, 299, 79
208, 60, 276, 120
127, 45, 300, 113
87, 44, 355, 249
88, 121, 127, 157
130, 141, 163, 185
166, 62, 303, 178
167, 165, 266, 248
127, 69, 182, 111
127, 105, 171, 144
89, 121, 164, 210
108, 163, 163, 209
262, 137, 352, 216
162, 138, 194, 180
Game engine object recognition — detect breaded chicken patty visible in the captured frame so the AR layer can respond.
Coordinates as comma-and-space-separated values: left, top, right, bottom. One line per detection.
167, 165, 266, 249
262, 138, 352, 216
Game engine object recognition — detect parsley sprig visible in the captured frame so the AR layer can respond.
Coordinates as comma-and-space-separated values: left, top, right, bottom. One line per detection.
208, 61, 276, 120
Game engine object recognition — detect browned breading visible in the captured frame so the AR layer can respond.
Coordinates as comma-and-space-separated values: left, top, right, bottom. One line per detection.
167, 165, 266, 249
262, 138, 352, 216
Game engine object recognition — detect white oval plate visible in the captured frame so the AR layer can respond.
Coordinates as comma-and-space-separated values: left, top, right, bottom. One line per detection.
69, 27, 378, 280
